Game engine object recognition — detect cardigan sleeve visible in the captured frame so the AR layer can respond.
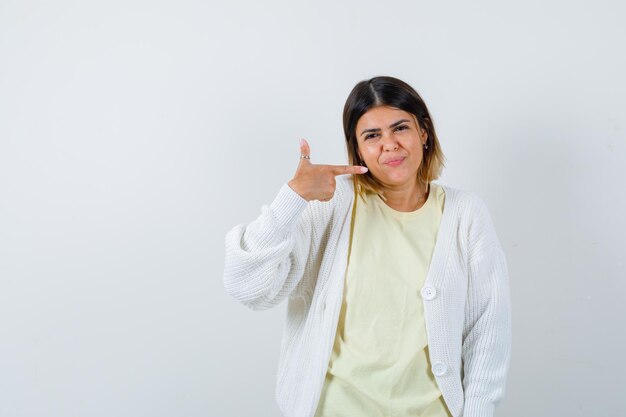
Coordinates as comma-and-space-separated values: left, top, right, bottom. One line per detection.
223, 183, 312, 311
462, 196, 512, 417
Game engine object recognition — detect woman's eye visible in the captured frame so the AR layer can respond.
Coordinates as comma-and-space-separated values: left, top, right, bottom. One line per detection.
365, 134, 378, 140
395, 125, 409, 131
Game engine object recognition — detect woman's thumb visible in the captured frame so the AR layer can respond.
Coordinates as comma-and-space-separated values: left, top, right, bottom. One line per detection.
299, 138, 311, 159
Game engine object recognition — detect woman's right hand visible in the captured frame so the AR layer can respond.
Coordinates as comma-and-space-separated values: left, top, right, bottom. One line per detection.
288, 138, 368, 202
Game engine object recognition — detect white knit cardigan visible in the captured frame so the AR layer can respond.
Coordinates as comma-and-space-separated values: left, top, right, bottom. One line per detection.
223, 175, 511, 417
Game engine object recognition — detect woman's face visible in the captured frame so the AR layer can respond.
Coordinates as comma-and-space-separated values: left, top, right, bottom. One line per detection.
355, 105, 427, 190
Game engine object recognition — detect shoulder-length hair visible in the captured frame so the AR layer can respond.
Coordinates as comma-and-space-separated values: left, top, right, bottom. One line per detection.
343, 76, 446, 202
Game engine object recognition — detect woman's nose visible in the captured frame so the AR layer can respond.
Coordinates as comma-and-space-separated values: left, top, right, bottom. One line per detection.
381, 133, 399, 151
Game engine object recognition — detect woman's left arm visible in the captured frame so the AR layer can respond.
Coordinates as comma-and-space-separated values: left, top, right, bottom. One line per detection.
462, 196, 512, 417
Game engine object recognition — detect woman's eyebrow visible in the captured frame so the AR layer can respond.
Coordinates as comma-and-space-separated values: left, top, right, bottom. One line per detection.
360, 119, 411, 136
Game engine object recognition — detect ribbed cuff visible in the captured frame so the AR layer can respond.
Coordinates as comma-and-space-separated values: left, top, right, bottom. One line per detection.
268, 183, 309, 231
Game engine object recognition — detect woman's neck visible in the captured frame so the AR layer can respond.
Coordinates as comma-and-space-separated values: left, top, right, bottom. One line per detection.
380, 181, 430, 212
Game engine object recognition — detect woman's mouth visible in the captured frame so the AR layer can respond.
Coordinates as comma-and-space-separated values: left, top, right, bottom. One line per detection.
384, 157, 405, 167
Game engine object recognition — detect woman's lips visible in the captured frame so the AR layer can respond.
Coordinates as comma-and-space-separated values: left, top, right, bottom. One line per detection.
384, 157, 405, 167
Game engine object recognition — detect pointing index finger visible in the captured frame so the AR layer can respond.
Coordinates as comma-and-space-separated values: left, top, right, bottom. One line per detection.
327, 164, 369, 176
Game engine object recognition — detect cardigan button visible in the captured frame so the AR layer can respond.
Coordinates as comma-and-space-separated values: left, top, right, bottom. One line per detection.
432, 362, 447, 376
421, 285, 437, 300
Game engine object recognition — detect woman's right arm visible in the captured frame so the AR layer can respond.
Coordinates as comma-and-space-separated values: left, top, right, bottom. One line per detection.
223, 139, 368, 311
223, 183, 312, 311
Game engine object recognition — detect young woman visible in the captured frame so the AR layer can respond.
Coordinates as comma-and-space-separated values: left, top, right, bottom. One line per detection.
223, 76, 512, 417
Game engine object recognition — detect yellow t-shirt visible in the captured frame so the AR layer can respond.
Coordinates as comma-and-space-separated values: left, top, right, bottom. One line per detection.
314, 183, 452, 417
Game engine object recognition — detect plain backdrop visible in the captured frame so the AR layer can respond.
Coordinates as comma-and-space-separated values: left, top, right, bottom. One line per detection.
1, 1, 625, 416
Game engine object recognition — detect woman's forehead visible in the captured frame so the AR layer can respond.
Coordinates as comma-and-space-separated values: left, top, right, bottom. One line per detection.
357, 106, 416, 127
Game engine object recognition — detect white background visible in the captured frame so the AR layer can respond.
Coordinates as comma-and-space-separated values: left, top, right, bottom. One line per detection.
1, 1, 625, 416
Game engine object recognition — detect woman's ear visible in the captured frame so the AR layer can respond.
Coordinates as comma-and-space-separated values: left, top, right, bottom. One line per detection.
412, 115, 427, 140
417, 123, 428, 142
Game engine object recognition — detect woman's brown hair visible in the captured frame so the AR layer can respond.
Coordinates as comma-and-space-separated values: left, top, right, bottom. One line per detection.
343, 76, 446, 202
